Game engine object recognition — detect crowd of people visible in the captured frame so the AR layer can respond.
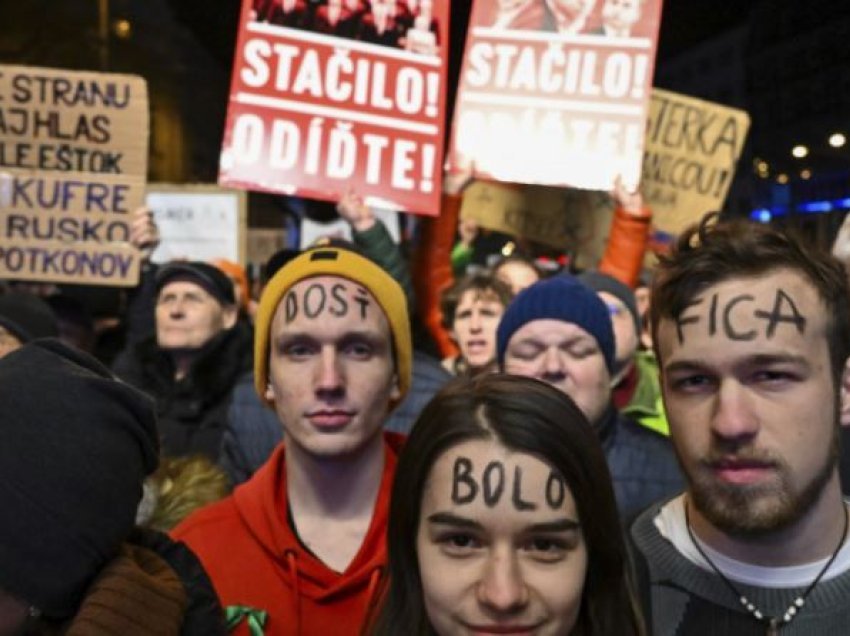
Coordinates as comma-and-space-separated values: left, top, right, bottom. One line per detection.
3, 173, 850, 635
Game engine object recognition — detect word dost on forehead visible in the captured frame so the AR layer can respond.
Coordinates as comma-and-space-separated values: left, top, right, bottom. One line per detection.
451, 455, 567, 512
674, 287, 806, 344
283, 279, 372, 323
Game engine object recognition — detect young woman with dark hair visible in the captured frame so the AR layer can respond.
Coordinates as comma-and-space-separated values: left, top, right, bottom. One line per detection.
372, 373, 645, 635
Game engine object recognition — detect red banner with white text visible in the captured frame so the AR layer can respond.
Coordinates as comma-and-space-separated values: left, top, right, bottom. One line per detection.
219, 0, 450, 215
449, 0, 663, 192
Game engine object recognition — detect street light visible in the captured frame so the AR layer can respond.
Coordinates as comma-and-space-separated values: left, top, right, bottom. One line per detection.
792, 145, 808, 158
829, 133, 846, 148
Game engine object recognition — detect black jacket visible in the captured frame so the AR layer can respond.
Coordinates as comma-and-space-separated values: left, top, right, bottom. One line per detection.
112, 323, 253, 461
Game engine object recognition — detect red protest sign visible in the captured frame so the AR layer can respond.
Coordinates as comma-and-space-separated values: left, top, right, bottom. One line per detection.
219, 0, 450, 216
449, 0, 663, 192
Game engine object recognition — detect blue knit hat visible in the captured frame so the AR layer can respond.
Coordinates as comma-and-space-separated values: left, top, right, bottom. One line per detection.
496, 275, 615, 372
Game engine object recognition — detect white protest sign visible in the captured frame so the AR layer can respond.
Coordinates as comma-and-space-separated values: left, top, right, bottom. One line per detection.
146, 184, 247, 264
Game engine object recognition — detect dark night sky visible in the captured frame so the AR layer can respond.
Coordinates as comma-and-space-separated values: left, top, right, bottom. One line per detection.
164, 0, 758, 70
655, 0, 755, 62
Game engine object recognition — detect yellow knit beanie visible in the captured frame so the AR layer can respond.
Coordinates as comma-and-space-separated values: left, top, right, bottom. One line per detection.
254, 244, 412, 407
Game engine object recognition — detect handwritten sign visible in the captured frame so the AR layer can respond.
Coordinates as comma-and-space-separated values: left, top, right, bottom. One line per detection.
219, 0, 450, 215
146, 184, 247, 264
642, 88, 750, 235
459, 180, 610, 258
0, 65, 148, 286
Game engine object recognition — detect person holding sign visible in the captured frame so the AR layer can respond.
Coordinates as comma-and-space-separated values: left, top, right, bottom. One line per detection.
173, 242, 412, 636
372, 373, 644, 635
630, 214, 850, 635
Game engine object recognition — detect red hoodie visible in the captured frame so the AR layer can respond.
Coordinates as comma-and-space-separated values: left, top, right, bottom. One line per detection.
172, 432, 404, 636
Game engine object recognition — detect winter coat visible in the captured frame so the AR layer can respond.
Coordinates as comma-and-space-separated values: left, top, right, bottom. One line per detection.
59, 527, 226, 635
112, 323, 253, 461
598, 406, 684, 522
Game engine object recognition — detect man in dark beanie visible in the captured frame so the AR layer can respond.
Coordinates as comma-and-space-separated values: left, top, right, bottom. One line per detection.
113, 260, 253, 461
579, 270, 669, 436
496, 274, 682, 520
0, 339, 225, 635
0, 291, 58, 358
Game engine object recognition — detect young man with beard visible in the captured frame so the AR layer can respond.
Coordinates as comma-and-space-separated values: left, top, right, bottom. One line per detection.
173, 243, 411, 636
630, 213, 850, 635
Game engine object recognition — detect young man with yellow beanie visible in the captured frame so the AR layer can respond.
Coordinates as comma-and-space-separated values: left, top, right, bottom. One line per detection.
173, 241, 412, 636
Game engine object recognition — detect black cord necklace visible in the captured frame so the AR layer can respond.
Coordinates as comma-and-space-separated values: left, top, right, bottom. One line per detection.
684, 500, 849, 636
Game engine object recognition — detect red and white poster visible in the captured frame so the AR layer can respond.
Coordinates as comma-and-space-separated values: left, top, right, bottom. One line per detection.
219, 0, 450, 216
449, 0, 663, 191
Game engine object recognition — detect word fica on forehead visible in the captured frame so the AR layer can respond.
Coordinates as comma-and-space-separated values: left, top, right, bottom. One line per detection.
451, 456, 567, 512
674, 287, 807, 344
283, 280, 372, 323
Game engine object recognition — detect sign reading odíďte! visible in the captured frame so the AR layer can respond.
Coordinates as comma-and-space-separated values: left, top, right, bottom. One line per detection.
219, 0, 450, 215
0, 65, 149, 286
449, 0, 664, 192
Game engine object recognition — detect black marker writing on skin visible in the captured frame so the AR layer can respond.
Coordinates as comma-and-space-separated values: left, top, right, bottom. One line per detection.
450, 457, 560, 511
545, 471, 566, 509
481, 461, 505, 508
511, 466, 536, 511
354, 286, 370, 320
754, 288, 806, 338
723, 294, 756, 341
451, 456, 476, 505
303, 284, 326, 319
330, 283, 348, 317
283, 281, 369, 323
284, 290, 298, 323
675, 297, 703, 344
675, 288, 808, 344
708, 293, 718, 336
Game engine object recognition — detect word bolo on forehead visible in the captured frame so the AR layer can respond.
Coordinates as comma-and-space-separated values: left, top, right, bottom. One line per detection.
674, 288, 806, 345
451, 456, 567, 512
284, 281, 371, 323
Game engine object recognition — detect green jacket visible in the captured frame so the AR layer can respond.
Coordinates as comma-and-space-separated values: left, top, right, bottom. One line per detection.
622, 350, 669, 436
352, 220, 414, 312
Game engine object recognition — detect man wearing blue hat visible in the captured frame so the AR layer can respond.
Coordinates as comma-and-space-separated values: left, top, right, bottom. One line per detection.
497, 274, 682, 520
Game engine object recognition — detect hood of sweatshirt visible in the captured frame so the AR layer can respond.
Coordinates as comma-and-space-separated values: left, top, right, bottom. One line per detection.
231, 432, 404, 605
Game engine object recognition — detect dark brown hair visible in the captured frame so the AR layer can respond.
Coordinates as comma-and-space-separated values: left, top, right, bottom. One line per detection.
651, 213, 850, 385
371, 374, 645, 636
440, 272, 513, 330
